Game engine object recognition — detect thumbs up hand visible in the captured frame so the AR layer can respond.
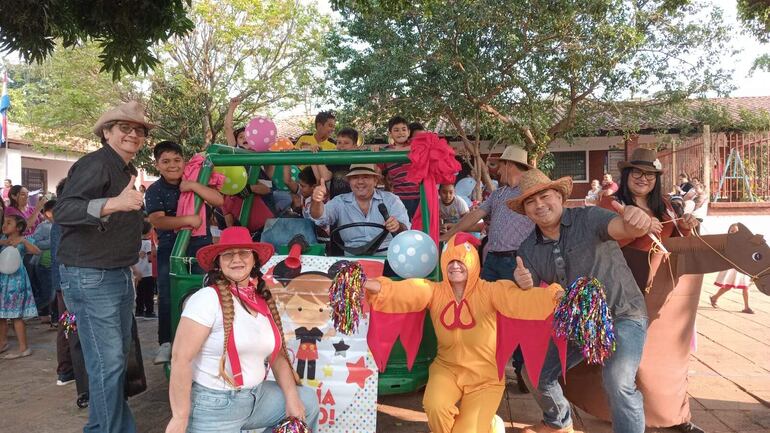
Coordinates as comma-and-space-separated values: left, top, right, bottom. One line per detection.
612, 200, 652, 235
513, 256, 534, 290
610, 200, 625, 215
311, 183, 327, 203
107, 175, 144, 213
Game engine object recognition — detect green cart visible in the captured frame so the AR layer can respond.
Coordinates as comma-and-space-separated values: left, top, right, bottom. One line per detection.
168, 144, 437, 395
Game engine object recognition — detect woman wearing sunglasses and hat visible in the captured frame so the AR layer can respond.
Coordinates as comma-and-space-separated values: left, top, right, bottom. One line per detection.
165, 227, 319, 433
590, 148, 702, 433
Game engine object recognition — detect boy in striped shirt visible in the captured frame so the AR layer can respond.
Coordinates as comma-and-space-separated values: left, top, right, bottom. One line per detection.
380, 116, 420, 219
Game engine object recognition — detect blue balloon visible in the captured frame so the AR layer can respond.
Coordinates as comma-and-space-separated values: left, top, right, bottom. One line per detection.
387, 230, 439, 279
455, 177, 476, 198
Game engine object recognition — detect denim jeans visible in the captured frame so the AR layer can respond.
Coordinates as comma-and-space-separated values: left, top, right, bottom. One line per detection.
34, 262, 55, 318
157, 237, 208, 345
524, 317, 648, 433
480, 253, 516, 282
60, 265, 135, 433
188, 381, 320, 433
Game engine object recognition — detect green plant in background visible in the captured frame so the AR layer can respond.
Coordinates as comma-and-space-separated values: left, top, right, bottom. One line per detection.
326, 0, 734, 188
0, 0, 193, 79
5, 0, 331, 172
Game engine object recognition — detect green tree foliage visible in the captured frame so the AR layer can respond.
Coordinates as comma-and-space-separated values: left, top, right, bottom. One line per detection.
7, 44, 135, 153
326, 0, 733, 182
737, 0, 770, 72
6, 0, 331, 170
0, 0, 193, 79
145, 0, 330, 155
737, 0, 770, 41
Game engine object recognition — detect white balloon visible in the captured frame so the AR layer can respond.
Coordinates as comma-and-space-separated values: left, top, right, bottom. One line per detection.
387, 230, 438, 279
0, 247, 22, 274
455, 177, 476, 198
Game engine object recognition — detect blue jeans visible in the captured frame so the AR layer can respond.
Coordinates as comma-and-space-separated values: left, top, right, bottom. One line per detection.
60, 265, 135, 433
480, 253, 516, 282
35, 262, 55, 315
157, 237, 208, 345
188, 381, 320, 433
525, 317, 648, 433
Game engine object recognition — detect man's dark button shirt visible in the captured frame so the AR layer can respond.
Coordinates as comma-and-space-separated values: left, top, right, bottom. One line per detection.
54, 145, 143, 269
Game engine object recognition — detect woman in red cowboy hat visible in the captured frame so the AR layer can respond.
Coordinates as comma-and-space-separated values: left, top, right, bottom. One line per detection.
165, 227, 319, 433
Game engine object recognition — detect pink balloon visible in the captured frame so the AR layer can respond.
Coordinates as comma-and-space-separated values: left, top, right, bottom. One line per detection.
245, 116, 277, 152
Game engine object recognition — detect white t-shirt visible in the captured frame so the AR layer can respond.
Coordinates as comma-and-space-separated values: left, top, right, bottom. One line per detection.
133, 239, 153, 279
440, 197, 470, 224
181, 287, 276, 390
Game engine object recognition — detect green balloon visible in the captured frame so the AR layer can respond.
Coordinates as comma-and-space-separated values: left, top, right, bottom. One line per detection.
214, 166, 248, 195
272, 165, 300, 191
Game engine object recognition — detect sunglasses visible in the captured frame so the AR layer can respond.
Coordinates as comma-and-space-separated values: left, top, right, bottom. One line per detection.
219, 249, 253, 262
115, 122, 148, 137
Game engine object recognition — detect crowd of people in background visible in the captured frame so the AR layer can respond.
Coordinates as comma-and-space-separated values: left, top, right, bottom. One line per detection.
0, 99, 758, 433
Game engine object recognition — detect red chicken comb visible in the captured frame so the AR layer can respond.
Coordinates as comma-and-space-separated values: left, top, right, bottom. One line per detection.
454, 232, 481, 248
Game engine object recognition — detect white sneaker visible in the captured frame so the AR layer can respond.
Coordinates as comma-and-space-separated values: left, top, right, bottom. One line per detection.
153, 342, 172, 365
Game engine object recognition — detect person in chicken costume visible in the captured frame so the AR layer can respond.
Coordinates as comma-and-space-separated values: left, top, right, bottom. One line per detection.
363, 233, 564, 433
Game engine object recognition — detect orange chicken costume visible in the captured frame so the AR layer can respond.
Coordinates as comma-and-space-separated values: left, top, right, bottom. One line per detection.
366, 233, 563, 433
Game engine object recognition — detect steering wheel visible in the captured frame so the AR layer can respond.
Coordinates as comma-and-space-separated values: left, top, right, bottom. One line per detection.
330, 222, 391, 256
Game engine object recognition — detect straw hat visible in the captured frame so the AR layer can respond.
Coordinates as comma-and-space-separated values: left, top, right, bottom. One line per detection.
506, 169, 573, 214
617, 148, 662, 173
195, 227, 274, 272
93, 101, 156, 138
499, 146, 534, 169
346, 164, 381, 177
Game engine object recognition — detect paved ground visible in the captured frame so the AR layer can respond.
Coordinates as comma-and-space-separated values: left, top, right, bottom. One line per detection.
2, 273, 768, 433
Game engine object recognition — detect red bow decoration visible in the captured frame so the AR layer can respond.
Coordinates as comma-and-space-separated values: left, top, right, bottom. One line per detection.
407, 132, 461, 243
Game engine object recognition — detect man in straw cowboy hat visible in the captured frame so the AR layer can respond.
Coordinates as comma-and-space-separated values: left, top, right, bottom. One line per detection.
440, 145, 535, 391
309, 163, 409, 256
508, 169, 653, 433
54, 101, 154, 433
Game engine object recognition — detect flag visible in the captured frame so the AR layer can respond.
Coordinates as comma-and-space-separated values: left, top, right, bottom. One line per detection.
1, 71, 10, 147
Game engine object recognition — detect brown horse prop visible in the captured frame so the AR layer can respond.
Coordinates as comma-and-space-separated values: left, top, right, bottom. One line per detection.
562, 223, 770, 427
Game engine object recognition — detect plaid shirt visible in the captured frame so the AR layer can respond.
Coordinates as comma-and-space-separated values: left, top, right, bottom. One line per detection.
478, 185, 534, 252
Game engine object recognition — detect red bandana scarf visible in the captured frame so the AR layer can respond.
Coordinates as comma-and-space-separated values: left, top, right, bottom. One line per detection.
214, 280, 282, 388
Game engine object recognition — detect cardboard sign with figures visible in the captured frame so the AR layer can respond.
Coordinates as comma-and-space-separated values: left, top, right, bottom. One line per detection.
260, 254, 382, 433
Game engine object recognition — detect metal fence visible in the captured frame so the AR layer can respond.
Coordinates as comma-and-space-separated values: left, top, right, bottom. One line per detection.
657, 138, 704, 195
656, 131, 770, 202
711, 132, 770, 202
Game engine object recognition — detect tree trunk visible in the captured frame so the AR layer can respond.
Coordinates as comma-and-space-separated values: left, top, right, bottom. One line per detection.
443, 107, 496, 201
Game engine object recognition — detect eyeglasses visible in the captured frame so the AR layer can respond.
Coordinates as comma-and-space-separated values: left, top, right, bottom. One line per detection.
115, 122, 148, 137
219, 250, 253, 262
630, 168, 656, 181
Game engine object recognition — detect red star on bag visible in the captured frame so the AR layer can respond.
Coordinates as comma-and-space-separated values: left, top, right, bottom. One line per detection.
345, 356, 373, 389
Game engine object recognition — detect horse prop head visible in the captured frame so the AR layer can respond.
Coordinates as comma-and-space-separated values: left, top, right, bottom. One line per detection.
725, 223, 770, 296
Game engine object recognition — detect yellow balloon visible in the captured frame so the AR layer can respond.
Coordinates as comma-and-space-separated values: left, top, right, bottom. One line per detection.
214, 166, 248, 195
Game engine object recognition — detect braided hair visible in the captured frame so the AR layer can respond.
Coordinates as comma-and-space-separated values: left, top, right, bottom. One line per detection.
203, 254, 300, 387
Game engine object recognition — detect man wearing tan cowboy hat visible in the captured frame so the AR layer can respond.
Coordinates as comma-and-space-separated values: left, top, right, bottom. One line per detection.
508, 169, 653, 433
309, 164, 409, 257
440, 145, 535, 391
54, 100, 154, 433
